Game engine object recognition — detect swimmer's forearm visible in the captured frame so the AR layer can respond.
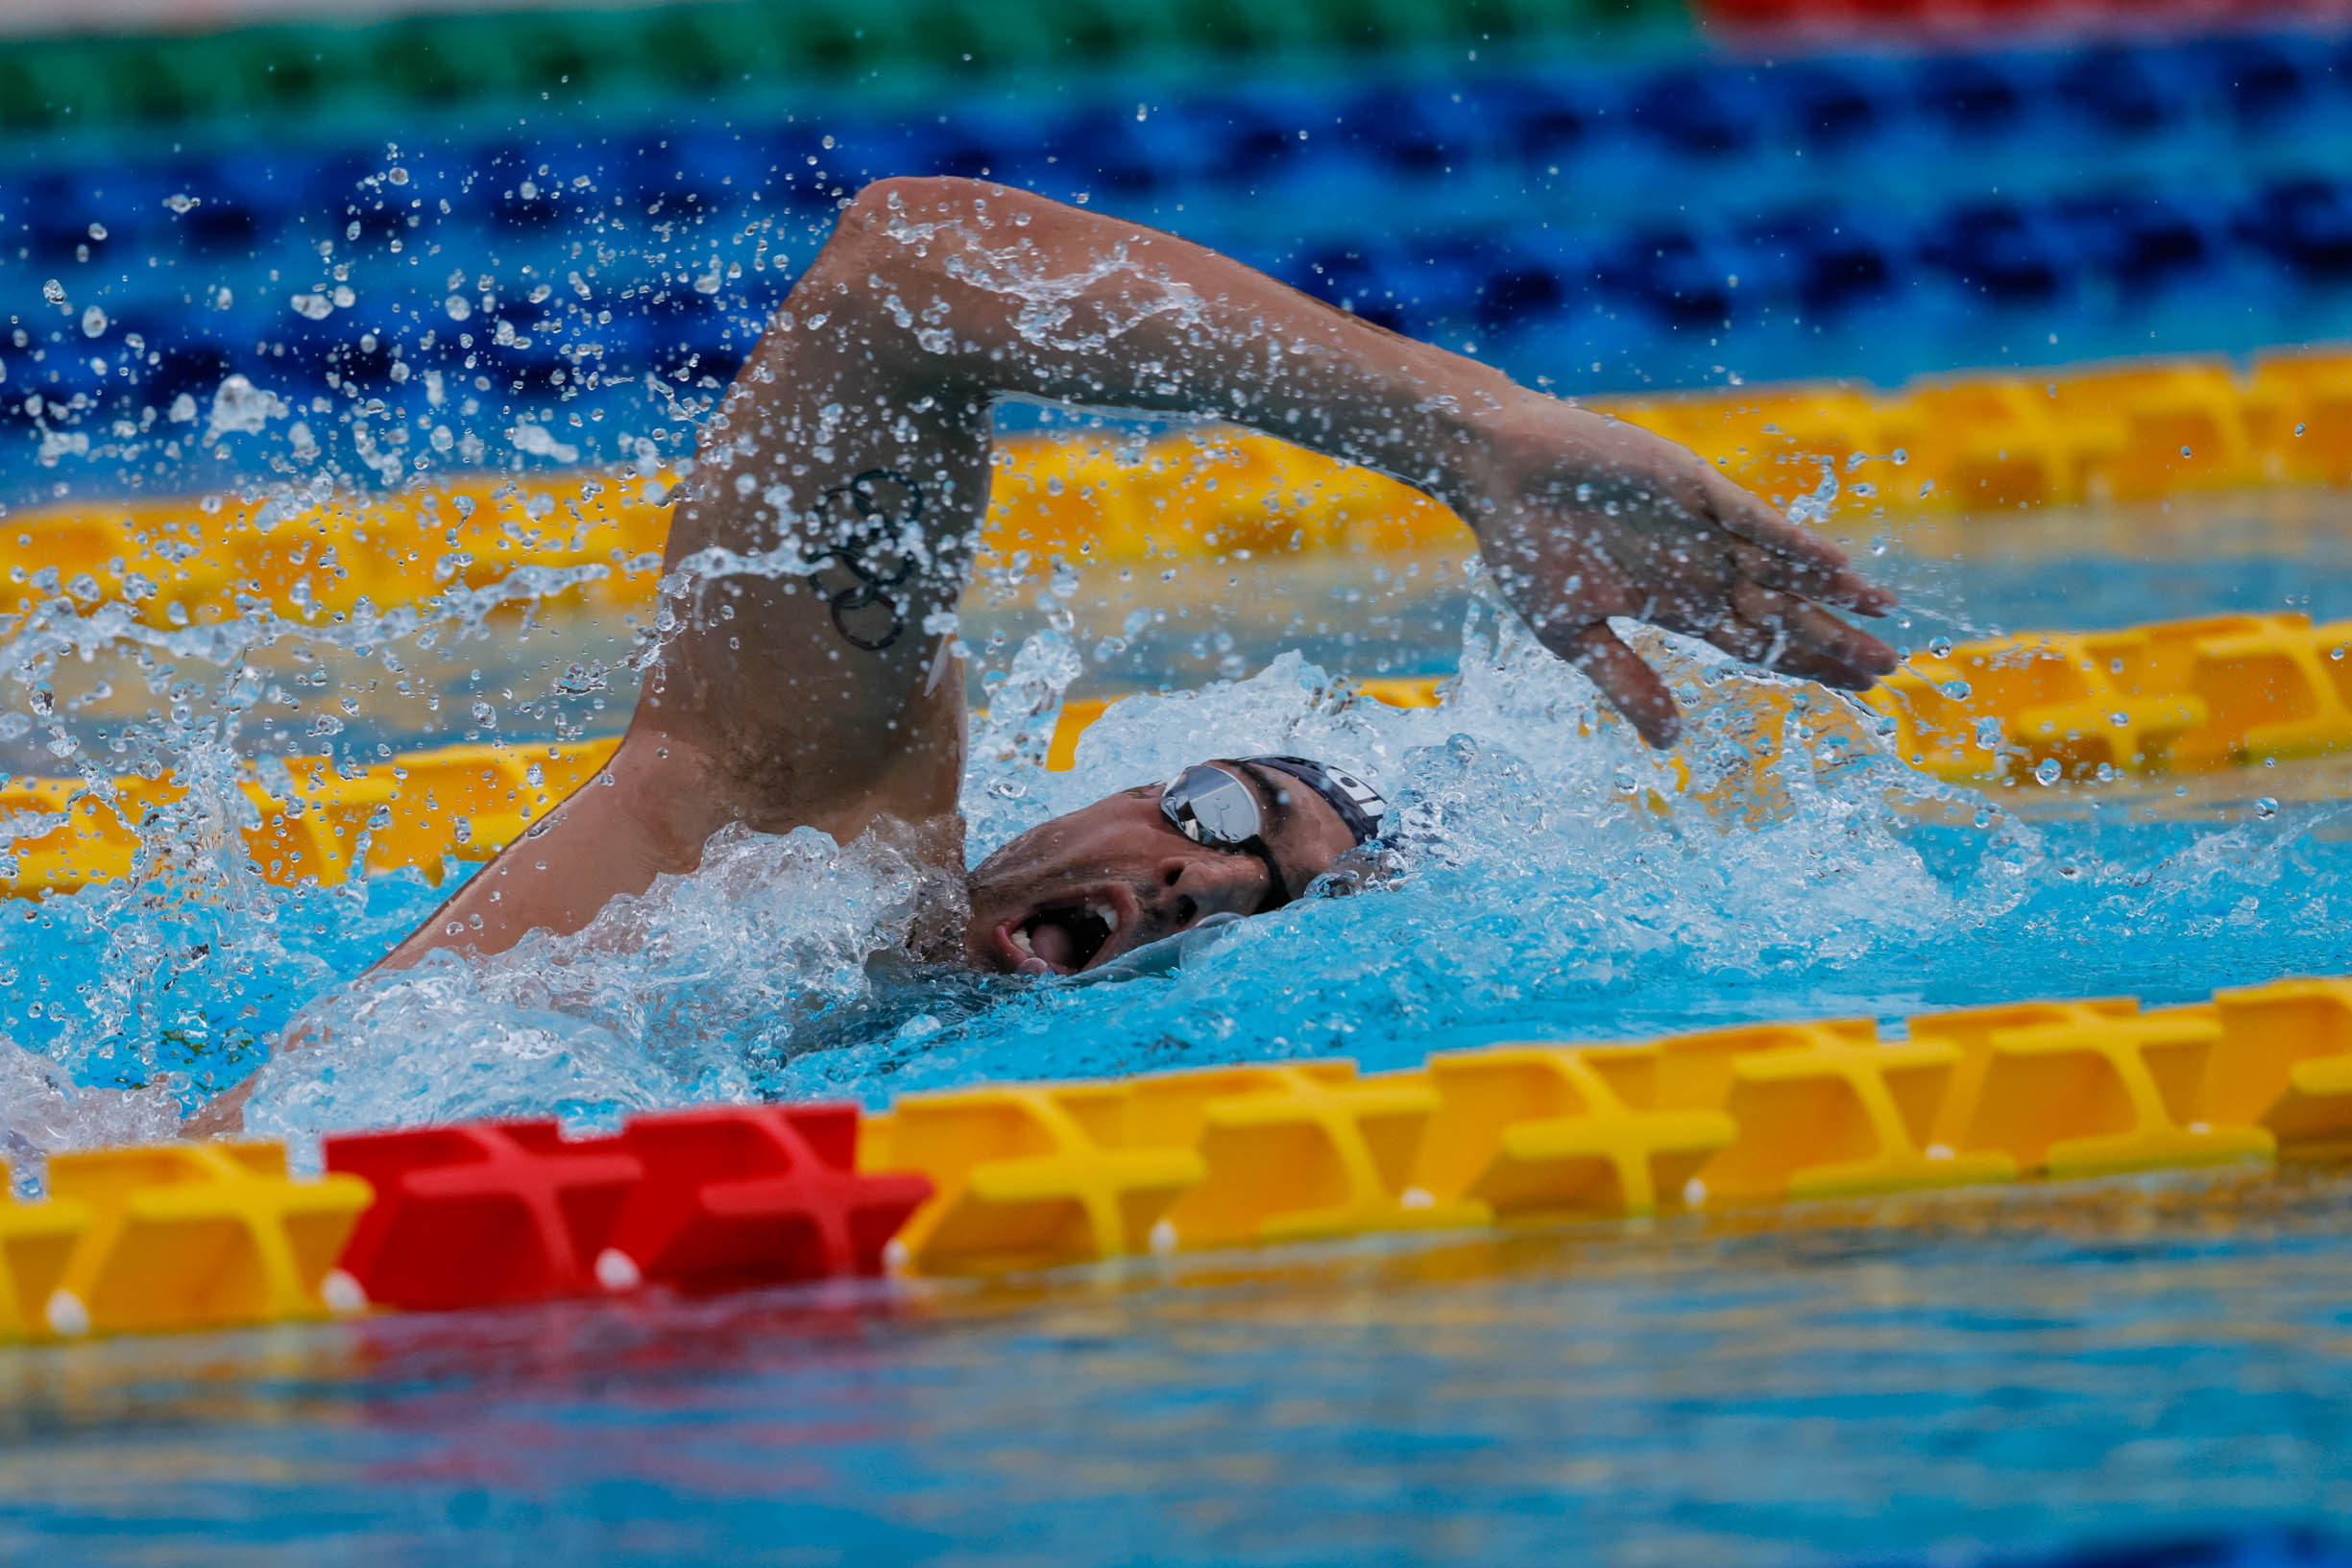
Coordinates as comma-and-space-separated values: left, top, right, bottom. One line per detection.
812, 178, 1572, 509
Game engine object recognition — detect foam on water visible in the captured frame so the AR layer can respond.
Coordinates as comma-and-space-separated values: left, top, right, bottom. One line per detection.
4, 547, 2341, 1178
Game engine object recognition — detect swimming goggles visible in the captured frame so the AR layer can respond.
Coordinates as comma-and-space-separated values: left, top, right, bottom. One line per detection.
1158, 755, 1389, 909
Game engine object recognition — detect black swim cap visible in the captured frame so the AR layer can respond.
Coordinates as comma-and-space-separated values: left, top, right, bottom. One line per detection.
1241, 756, 1388, 847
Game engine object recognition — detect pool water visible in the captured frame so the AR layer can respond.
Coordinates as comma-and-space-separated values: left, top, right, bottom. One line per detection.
0, 419, 2347, 1556
10, 488, 2352, 1144
8, 17, 2352, 1553
5, 1165, 2352, 1566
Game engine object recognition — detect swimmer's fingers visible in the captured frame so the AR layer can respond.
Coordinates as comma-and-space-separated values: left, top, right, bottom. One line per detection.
1696, 615, 1868, 690
1725, 541, 1888, 619
1555, 620, 1680, 749
1703, 470, 1896, 616
1700, 616, 1875, 692
1734, 583, 1900, 679
1719, 583, 1900, 689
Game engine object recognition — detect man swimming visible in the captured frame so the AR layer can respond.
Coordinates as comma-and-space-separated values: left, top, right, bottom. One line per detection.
405, 174, 1895, 970
194, 176, 1899, 1127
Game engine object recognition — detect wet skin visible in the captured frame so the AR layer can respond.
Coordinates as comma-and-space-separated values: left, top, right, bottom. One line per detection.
963, 763, 1362, 977
189, 175, 1898, 1130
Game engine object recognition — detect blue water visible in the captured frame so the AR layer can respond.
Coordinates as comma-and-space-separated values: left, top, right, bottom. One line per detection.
17, 24, 2352, 499
9, 15, 2352, 1562
4, 1167, 2352, 1565
11, 525, 2352, 1142
8, 501, 2346, 1562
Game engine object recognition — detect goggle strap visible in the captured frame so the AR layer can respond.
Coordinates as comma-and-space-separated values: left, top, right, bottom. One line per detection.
1241, 755, 1388, 847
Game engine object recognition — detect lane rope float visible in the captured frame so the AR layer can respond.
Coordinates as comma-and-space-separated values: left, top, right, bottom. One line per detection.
10, 348, 2352, 633
8, 607, 2346, 899
8, 975, 2351, 1339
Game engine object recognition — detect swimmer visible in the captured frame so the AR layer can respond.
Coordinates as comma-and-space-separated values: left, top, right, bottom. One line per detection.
192, 177, 1897, 1127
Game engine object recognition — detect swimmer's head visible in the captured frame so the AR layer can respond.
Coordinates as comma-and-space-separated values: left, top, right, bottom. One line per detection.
963, 756, 1387, 977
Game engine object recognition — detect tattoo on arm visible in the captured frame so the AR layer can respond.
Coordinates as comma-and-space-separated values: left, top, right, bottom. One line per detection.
806, 469, 923, 652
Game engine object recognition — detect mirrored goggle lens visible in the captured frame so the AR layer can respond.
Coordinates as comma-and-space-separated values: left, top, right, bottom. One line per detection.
1160, 763, 1264, 848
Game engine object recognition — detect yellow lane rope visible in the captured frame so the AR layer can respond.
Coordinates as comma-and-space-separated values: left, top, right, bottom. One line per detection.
9, 974, 2352, 1337
1866, 612, 2352, 784
12, 604, 2344, 899
9, 348, 2352, 632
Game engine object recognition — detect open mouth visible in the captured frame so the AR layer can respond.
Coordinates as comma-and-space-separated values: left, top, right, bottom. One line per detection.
1001, 893, 1128, 976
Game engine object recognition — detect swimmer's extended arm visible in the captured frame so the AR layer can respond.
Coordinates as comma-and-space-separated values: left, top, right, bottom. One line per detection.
183, 177, 1897, 1135
379, 176, 1896, 970
758, 176, 1897, 747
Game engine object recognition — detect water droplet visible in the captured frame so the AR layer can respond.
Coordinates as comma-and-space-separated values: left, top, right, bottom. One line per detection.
163, 192, 199, 214
1939, 679, 1971, 701
445, 295, 473, 322
85, 221, 106, 241
594, 1248, 641, 1291
387, 166, 410, 185
1928, 636, 1953, 659
2033, 758, 2062, 786
44, 1291, 89, 1338
79, 306, 106, 338
2255, 797, 2279, 819
320, 1268, 368, 1314
40, 279, 63, 304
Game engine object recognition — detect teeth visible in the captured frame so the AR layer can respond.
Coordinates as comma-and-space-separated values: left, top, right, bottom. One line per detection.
1090, 902, 1119, 935
1011, 928, 1035, 954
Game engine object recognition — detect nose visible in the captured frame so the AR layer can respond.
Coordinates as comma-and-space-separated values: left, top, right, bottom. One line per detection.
1155, 851, 1267, 922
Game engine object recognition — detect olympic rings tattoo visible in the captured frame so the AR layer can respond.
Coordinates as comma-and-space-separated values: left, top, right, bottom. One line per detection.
806, 468, 923, 652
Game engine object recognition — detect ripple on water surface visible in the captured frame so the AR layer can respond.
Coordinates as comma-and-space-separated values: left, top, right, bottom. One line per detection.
5, 553, 2352, 1151
4, 489, 2352, 1152
1, 1167, 2350, 1565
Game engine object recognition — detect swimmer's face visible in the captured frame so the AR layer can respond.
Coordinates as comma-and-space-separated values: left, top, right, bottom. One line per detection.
963, 760, 1360, 977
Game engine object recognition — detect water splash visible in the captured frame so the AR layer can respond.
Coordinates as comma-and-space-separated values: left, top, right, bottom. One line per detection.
248, 820, 970, 1144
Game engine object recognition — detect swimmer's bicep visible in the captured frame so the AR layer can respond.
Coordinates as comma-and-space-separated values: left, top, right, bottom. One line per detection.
653, 457, 982, 814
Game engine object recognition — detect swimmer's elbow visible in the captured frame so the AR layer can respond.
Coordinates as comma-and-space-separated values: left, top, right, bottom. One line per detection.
842, 175, 1006, 225
797, 176, 1063, 363
842, 174, 984, 220
797, 178, 952, 300
827, 175, 1038, 281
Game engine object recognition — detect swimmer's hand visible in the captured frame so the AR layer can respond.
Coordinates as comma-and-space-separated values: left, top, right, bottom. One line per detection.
1449, 406, 1899, 748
